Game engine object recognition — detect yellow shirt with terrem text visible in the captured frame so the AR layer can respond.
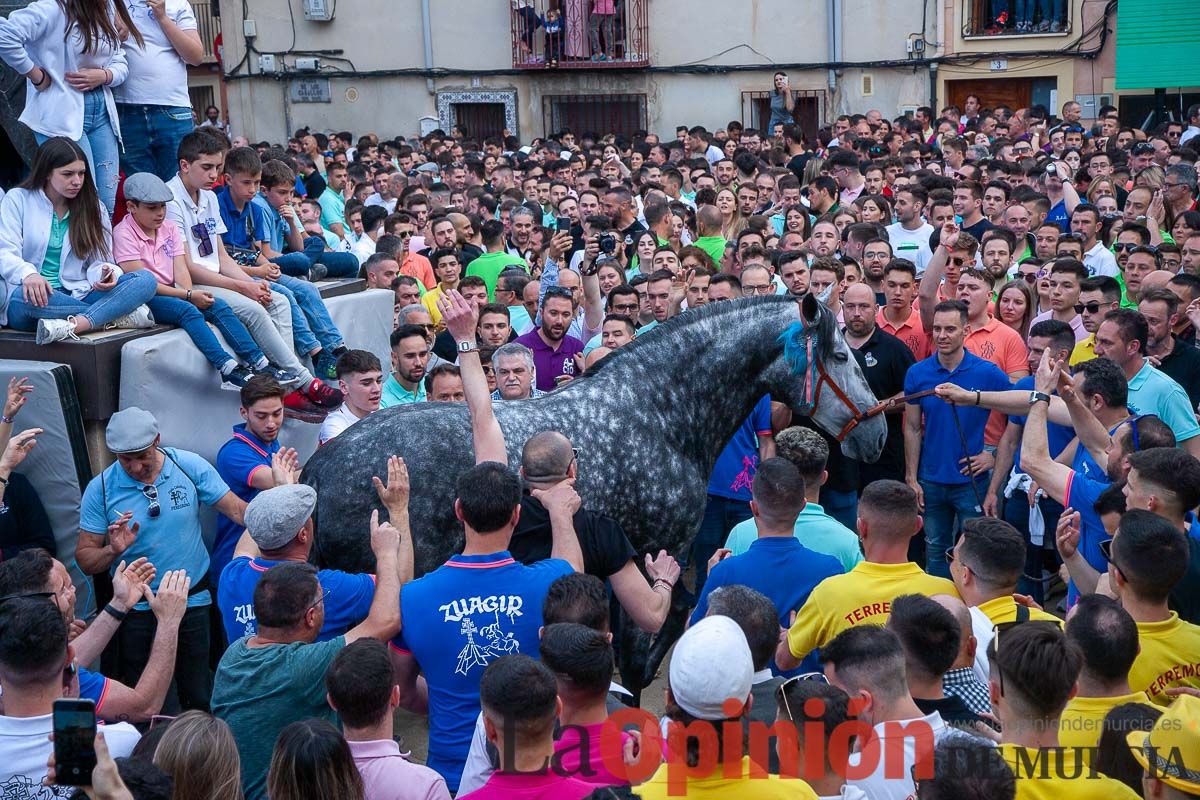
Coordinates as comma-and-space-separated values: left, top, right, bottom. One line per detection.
1058, 691, 1154, 752
1128, 613, 1200, 705
786, 561, 958, 660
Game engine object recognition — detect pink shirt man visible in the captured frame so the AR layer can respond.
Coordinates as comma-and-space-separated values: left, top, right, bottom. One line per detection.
347, 739, 450, 800
111, 215, 184, 286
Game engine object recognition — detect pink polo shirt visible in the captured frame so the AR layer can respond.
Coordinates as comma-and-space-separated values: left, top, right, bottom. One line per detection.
347, 739, 450, 800
458, 771, 594, 800
111, 215, 184, 286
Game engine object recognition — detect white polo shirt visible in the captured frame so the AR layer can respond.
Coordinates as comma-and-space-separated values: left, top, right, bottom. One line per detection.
1083, 241, 1119, 278
166, 175, 227, 273
113, 0, 197, 108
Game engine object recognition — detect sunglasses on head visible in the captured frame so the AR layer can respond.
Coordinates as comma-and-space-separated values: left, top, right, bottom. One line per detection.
776, 671, 829, 722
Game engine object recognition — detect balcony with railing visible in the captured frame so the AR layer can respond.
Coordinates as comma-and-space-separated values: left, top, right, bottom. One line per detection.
192, 0, 220, 63
510, 0, 648, 69
963, 0, 1072, 37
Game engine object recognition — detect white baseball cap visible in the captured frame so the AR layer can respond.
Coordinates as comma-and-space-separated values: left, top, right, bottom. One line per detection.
668, 615, 753, 720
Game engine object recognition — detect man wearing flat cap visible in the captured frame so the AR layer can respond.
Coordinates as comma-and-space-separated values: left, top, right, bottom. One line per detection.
77, 406, 249, 713
216, 455, 414, 644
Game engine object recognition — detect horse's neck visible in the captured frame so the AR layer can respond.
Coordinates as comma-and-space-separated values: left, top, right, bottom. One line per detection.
603, 306, 785, 469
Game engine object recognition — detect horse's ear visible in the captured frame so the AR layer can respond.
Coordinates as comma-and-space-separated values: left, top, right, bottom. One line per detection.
800, 292, 822, 324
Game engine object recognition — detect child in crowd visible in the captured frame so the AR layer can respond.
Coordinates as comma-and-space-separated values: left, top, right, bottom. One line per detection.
113, 172, 281, 391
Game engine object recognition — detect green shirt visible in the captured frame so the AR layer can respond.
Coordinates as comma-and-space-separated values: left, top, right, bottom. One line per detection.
693, 235, 727, 267
212, 636, 345, 800
465, 250, 527, 300
380, 374, 426, 407
1115, 270, 1138, 309
724, 502, 864, 572
42, 211, 69, 289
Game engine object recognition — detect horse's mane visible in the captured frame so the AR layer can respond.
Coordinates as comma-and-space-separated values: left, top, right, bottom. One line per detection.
582, 294, 804, 379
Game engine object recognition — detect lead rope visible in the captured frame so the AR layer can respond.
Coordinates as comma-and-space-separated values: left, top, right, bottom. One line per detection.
949, 404, 986, 512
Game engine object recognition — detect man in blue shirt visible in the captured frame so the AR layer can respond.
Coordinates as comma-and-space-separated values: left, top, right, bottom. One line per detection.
218, 471, 411, 644
904, 300, 1012, 578
76, 407, 247, 713
693, 394, 775, 593
253, 158, 359, 280
693, 458, 843, 675
218, 147, 350, 382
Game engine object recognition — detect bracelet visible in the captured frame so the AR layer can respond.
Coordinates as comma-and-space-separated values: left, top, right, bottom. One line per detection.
652, 579, 674, 591
31, 69, 48, 88
102, 603, 127, 622
0, 414, 13, 425
975, 390, 981, 406
0, 475, 8, 487
103, 68, 112, 85
186, 289, 192, 301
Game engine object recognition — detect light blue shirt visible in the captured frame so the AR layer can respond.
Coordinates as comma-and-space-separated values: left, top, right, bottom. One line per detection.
724, 501, 863, 572
80, 448, 230, 609
380, 374, 426, 407
1127, 359, 1200, 442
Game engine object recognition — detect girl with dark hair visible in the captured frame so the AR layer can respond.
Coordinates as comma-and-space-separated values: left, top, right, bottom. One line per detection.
0, 137, 156, 343
768, 71, 795, 132
0, 0, 143, 213
267, 719, 364, 800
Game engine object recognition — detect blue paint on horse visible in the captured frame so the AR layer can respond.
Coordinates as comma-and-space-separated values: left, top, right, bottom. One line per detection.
301, 294, 885, 698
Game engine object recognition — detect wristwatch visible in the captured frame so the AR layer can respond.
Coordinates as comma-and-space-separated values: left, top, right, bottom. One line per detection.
457, 340, 477, 354
1028, 391, 1051, 405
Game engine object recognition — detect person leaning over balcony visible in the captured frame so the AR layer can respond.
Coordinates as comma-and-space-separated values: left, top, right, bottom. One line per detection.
114, 0, 206, 182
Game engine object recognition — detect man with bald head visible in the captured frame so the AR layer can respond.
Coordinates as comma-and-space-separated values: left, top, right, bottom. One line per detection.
841, 282, 915, 487
931, 593, 992, 719
440, 289, 679, 636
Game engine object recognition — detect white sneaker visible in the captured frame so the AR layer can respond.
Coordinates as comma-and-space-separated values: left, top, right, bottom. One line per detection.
36, 317, 81, 345
108, 305, 155, 330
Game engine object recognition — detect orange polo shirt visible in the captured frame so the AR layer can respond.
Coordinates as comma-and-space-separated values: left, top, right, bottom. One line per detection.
965, 316, 1028, 445
402, 252, 436, 289
877, 308, 929, 360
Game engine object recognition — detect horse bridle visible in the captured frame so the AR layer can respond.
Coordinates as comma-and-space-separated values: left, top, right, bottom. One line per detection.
794, 321, 937, 442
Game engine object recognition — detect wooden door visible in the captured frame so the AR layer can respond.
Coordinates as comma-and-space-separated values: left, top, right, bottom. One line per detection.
452, 103, 506, 141
947, 78, 1033, 113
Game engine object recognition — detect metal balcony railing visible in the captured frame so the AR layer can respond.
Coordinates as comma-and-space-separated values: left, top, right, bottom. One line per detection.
511, 0, 649, 69
192, 0, 220, 63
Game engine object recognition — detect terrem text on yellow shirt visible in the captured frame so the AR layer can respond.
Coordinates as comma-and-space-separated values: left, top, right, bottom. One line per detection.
786, 561, 957, 660
1128, 613, 1200, 705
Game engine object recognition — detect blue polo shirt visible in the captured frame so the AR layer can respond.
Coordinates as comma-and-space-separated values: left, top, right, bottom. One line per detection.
80, 447, 228, 609
79, 667, 109, 712
708, 395, 773, 502
251, 192, 290, 253
389, 551, 572, 791
218, 556, 375, 644
1065, 469, 1111, 608
217, 187, 270, 249
1007, 376, 1075, 470
689, 535, 843, 674
904, 351, 1012, 485
215, 425, 281, 583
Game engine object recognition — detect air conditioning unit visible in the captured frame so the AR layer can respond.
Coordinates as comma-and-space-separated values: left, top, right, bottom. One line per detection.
303, 0, 334, 22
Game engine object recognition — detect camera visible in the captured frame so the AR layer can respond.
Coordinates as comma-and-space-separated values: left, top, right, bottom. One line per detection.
598, 233, 618, 255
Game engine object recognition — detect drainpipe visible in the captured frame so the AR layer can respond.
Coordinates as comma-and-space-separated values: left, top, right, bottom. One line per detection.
826, 0, 837, 92
420, 0, 435, 96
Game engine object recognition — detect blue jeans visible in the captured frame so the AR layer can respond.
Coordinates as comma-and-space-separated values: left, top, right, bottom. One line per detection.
271, 276, 344, 354
271, 237, 359, 278
6, 271, 156, 330
1003, 489, 1064, 603
819, 488, 858, 531
920, 476, 988, 578
35, 89, 120, 214
1015, 0, 1034, 23
146, 295, 265, 370
691, 494, 753, 594
1039, 0, 1063, 22
117, 103, 196, 182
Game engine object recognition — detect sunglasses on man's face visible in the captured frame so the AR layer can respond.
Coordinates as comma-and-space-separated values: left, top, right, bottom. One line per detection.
1074, 302, 1109, 314
1114, 243, 1140, 253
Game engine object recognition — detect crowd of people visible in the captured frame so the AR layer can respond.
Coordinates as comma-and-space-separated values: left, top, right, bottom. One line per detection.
0, 1, 1198, 795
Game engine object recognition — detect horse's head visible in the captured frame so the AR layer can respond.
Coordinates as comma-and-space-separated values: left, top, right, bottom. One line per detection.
769, 293, 887, 462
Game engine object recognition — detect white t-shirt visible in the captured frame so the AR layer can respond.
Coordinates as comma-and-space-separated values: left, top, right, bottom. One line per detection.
113, 0, 197, 108
318, 403, 368, 445
0, 714, 140, 798
846, 711, 953, 800
166, 175, 227, 273
886, 221, 935, 275
364, 194, 397, 214
1083, 242, 1119, 278
353, 234, 377, 266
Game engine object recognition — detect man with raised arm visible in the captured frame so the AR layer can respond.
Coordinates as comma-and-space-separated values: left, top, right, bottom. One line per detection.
440, 289, 678, 634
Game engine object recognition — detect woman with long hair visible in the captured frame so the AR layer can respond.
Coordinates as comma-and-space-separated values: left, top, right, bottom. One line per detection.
856, 194, 893, 225
267, 719, 364, 800
1171, 210, 1200, 245
597, 261, 623, 299
996, 279, 1037, 341
627, 229, 657, 279
0, 137, 155, 343
768, 71, 795, 132
784, 204, 811, 239
1086, 177, 1118, 208
715, 187, 744, 240
0, 0, 143, 213
153, 711, 243, 800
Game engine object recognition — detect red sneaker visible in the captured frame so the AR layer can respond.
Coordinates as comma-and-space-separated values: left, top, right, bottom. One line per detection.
303, 378, 344, 409
284, 390, 328, 423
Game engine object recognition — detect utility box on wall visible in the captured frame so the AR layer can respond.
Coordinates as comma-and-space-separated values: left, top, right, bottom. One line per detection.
302, 0, 334, 21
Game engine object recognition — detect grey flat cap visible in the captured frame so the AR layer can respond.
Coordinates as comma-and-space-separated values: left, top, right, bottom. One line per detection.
244, 484, 317, 550
123, 172, 174, 204
106, 407, 159, 454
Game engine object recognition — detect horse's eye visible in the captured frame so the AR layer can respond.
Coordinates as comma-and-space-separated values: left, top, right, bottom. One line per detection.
833, 351, 849, 363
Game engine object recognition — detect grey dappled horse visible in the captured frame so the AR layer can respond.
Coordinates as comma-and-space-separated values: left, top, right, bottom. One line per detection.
302, 293, 886, 698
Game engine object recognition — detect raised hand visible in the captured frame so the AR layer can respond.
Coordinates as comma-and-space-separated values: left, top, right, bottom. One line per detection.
107, 512, 139, 556
933, 382, 973, 405
146, 570, 190, 627
940, 221, 961, 250
1055, 507, 1081, 559
368, 509, 401, 557
271, 447, 301, 486
111, 557, 156, 610
531, 482, 581, 518
4, 377, 31, 420
0, 428, 41, 473
644, 550, 681, 586
438, 290, 479, 344
372, 455, 410, 512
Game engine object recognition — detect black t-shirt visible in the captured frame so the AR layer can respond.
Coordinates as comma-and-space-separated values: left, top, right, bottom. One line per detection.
915, 694, 983, 728
796, 418, 858, 493
786, 153, 813, 183
462, 243, 483, 270
0, 473, 55, 560
1171, 534, 1200, 625
432, 330, 458, 363
302, 171, 326, 200
850, 326, 916, 486
508, 494, 636, 579
1158, 337, 1200, 412
621, 220, 648, 263
928, 217, 996, 251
